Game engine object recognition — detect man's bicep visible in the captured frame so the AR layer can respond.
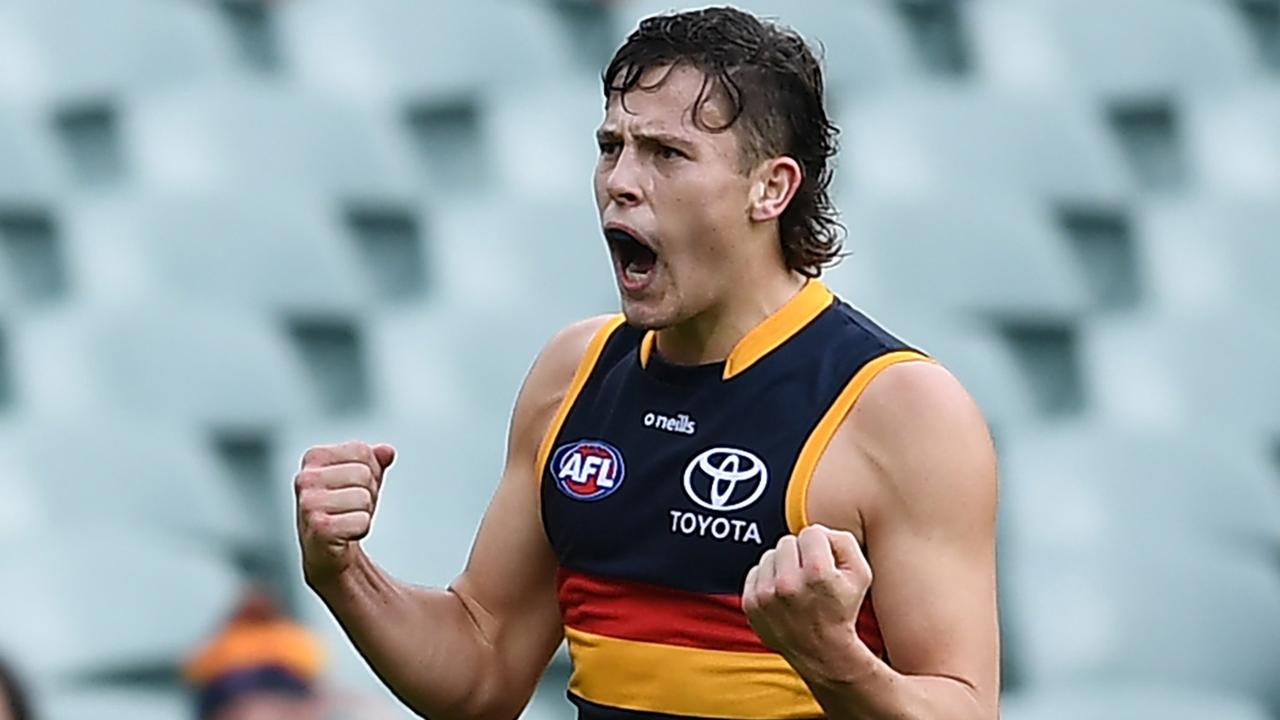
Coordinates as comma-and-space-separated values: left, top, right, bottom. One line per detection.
859, 362, 1000, 700
865, 500, 998, 688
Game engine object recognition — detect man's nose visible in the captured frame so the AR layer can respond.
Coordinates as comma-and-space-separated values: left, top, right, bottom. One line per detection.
605, 147, 644, 206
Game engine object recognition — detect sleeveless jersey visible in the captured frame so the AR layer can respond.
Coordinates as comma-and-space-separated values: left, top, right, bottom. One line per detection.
537, 281, 930, 720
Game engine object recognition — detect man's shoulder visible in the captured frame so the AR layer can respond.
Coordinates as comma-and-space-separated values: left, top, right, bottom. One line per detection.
534, 314, 625, 388
851, 360, 980, 436
847, 360, 996, 515
519, 315, 624, 419
509, 314, 625, 461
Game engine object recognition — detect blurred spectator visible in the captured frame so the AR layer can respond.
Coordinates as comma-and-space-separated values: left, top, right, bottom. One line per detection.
0, 657, 33, 720
184, 589, 326, 720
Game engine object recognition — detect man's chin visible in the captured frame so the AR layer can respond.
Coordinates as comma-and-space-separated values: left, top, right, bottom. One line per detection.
619, 297, 672, 331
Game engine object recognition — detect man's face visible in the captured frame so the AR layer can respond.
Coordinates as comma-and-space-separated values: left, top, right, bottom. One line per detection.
594, 64, 759, 330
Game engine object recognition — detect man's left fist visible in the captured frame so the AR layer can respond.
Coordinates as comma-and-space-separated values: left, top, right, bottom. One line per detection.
742, 525, 873, 673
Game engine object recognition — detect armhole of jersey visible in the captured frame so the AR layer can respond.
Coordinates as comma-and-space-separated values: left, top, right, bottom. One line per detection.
534, 315, 628, 486
785, 350, 935, 534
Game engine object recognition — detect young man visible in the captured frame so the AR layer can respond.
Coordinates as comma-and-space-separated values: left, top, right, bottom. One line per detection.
294, 8, 999, 719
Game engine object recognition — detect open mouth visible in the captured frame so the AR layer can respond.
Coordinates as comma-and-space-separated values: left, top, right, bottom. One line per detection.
605, 227, 658, 290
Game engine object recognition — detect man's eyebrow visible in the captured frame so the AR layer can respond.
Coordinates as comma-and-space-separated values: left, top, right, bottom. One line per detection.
595, 127, 695, 150
633, 130, 695, 150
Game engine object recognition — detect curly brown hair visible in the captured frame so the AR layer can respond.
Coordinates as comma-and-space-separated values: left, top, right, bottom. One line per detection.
603, 6, 843, 276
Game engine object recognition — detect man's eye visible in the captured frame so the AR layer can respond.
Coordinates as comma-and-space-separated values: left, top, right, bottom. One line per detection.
598, 141, 621, 155
658, 145, 685, 160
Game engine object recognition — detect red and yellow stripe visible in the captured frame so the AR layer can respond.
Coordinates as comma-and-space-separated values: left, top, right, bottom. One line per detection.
565, 626, 821, 719
560, 568, 768, 654
559, 569, 886, 718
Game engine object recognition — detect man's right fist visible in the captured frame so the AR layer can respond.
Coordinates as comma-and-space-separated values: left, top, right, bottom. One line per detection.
294, 441, 397, 586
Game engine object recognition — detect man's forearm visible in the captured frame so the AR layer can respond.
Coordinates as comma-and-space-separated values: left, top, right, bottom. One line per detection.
798, 645, 993, 720
309, 551, 499, 720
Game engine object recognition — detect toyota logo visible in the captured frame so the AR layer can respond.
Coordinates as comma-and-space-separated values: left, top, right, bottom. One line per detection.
683, 447, 768, 512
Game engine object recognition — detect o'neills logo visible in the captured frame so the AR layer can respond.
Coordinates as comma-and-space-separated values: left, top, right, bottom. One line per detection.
643, 411, 697, 436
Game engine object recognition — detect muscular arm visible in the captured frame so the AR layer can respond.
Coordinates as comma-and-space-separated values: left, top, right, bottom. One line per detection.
747, 361, 999, 720
304, 317, 611, 720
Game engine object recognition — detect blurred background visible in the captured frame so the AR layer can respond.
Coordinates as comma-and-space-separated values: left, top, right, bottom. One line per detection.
0, 0, 1277, 718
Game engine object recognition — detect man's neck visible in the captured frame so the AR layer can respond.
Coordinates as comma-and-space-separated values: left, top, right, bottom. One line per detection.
655, 270, 807, 366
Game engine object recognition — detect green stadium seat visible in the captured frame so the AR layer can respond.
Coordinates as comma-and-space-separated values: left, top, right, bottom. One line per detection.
1002, 686, 1271, 720
363, 303, 473, 420
1079, 315, 1280, 438
7, 304, 315, 425
1136, 198, 1280, 319
0, 418, 253, 549
0, 0, 236, 104
0, 232, 19, 310
484, 79, 606, 202
1000, 424, 1280, 557
0, 528, 241, 678
429, 194, 617, 327
833, 197, 1092, 320
1184, 89, 1280, 201
0, 106, 65, 200
4, 307, 107, 415
365, 292, 575, 428
277, 0, 572, 105
1000, 424, 1280, 705
0, 425, 41, 543
839, 88, 1133, 202
64, 194, 373, 314
1002, 548, 1280, 708
122, 85, 420, 200
969, 0, 1260, 100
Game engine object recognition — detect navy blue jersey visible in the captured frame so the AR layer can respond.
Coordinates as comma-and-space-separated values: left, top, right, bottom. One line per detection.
537, 281, 928, 720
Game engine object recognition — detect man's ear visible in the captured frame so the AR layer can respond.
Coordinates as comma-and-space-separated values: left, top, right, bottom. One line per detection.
749, 156, 803, 223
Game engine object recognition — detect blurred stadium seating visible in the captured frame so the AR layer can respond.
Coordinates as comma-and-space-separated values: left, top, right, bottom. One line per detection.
0, 0, 1277, 718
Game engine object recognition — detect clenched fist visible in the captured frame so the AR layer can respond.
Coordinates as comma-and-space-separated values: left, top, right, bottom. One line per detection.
742, 525, 874, 681
295, 441, 397, 586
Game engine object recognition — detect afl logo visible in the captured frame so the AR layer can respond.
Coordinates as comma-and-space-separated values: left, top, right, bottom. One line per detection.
683, 447, 768, 512
552, 440, 626, 501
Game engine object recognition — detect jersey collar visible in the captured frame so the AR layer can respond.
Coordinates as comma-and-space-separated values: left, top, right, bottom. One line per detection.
638, 280, 835, 380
